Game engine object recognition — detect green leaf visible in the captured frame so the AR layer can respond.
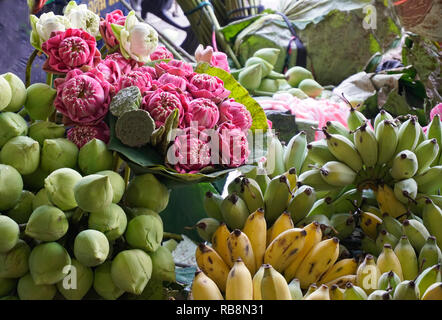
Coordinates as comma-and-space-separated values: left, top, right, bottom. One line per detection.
110, 23, 123, 42
220, 15, 264, 42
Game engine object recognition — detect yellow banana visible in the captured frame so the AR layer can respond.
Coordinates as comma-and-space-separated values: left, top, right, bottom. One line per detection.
252, 265, 265, 300
421, 282, 442, 300
227, 229, 256, 275
295, 237, 340, 289
329, 284, 345, 300
260, 264, 292, 300
195, 243, 230, 292
360, 211, 383, 239
242, 208, 267, 270
356, 255, 381, 294
283, 167, 298, 193
376, 184, 408, 219
377, 244, 404, 281
324, 274, 357, 288
225, 259, 253, 300
303, 284, 318, 299
211, 223, 233, 268
319, 258, 358, 284
191, 270, 224, 300
266, 212, 294, 246
304, 284, 331, 300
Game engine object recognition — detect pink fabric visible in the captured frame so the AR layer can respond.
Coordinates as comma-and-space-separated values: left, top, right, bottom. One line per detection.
99, 9, 126, 48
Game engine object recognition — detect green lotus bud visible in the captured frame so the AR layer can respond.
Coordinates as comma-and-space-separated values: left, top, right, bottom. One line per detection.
41, 138, 79, 173
7, 190, 35, 224
88, 203, 127, 241
24, 83, 56, 120
0, 164, 23, 212
253, 48, 280, 66
258, 78, 279, 93
298, 79, 323, 98
125, 173, 170, 213
111, 249, 152, 295
56, 259, 93, 300
0, 112, 28, 148
28, 121, 66, 146
126, 207, 162, 226
78, 139, 113, 175
32, 188, 53, 211
0, 136, 40, 175
288, 88, 309, 99
276, 79, 292, 91
29, 242, 71, 285
96, 170, 125, 203
93, 261, 124, 300
285, 66, 313, 87
238, 63, 263, 90
245, 57, 273, 78
0, 240, 31, 278
0, 215, 20, 253
125, 215, 163, 253
25, 205, 69, 241
74, 175, 113, 212
17, 274, 56, 300
45, 168, 82, 211
22, 166, 48, 191
1, 73, 26, 112
0, 75, 12, 111
149, 246, 175, 282
0, 277, 17, 297
74, 230, 109, 267
162, 239, 178, 253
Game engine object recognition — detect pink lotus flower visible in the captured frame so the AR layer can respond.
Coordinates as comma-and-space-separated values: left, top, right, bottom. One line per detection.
105, 52, 143, 74
67, 121, 110, 148
157, 73, 187, 91
185, 98, 220, 129
219, 98, 252, 132
218, 122, 250, 168
99, 9, 126, 48
187, 73, 230, 104
54, 69, 111, 125
194, 45, 230, 72
42, 28, 101, 74
94, 59, 121, 94
155, 59, 194, 78
119, 67, 153, 92
150, 46, 174, 61
211, 51, 230, 72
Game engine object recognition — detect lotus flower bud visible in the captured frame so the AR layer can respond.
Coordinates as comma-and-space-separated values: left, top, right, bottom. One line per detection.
93, 261, 124, 300
25, 205, 69, 242
32, 188, 53, 211
253, 48, 280, 66
7, 190, 35, 224
0, 216, 20, 253
0, 164, 23, 211
41, 138, 79, 173
126, 207, 162, 227
238, 63, 262, 90
24, 83, 56, 120
125, 173, 170, 213
28, 121, 66, 146
0, 112, 28, 148
56, 259, 93, 300
45, 168, 82, 211
88, 203, 127, 241
162, 239, 178, 253
74, 175, 113, 212
288, 88, 309, 99
125, 215, 163, 253
0, 240, 31, 279
96, 170, 125, 203
298, 79, 323, 98
149, 246, 175, 282
1, 73, 27, 112
245, 57, 273, 78
0, 75, 12, 111
74, 230, 109, 267
111, 249, 152, 295
0, 278, 16, 297
29, 242, 71, 285
0, 136, 40, 175
64, 1, 100, 37
78, 139, 113, 175
22, 166, 49, 191
17, 273, 57, 300
285, 66, 313, 87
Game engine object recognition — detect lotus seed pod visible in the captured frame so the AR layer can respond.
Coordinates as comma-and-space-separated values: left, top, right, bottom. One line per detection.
32, 188, 53, 211
125, 173, 170, 213
0, 136, 40, 175
88, 203, 128, 241
78, 139, 113, 175
29, 242, 71, 285
93, 261, 124, 300
149, 246, 175, 282
0, 277, 16, 297
285, 66, 313, 88
0, 112, 28, 148
28, 121, 66, 146
56, 259, 93, 300
41, 138, 79, 173
109, 85, 141, 117
7, 190, 35, 224
126, 207, 162, 226
0, 215, 19, 253
111, 249, 152, 295
0, 240, 31, 278
22, 166, 48, 191
96, 170, 125, 204
74, 230, 109, 267
17, 273, 56, 300
25, 205, 69, 241
1, 73, 27, 112
0, 164, 23, 211
125, 215, 163, 253
0, 75, 12, 111
74, 175, 113, 212
298, 79, 323, 98
45, 168, 82, 211
24, 83, 56, 120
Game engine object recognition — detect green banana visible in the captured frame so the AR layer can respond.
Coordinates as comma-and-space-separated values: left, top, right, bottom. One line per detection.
255, 171, 271, 195
298, 169, 338, 191
325, 121, 353, 141
287, 185, 316, 224
319, 161, 357, 187
395, 116, 421, 154
376, 120, 399, 165
266, 135, 286, 178
354, 122, 378, 167
374, 110, 394, 131
306, 197, 334, 218
323, 130, 363, 172
283, 131, 307, 173
330, 213, 355, 240
422, 198, 442, 249
426, 114, 442, 166
367, 290, 392, 300
306, 140, 337, 165
203, 191, 224, 220
195, 218, 221, 242
263, 175, 291, 224
418, 236, 442, 273
393, 178, 418, 204
361, 233, 380, 256
394, 236, 418, 280
331, 189, 362, 214
376, 229, 399, 253
227, 177, 242, 195
347, 107, 368, 132
343, 283, 368, 300
378, 271, 401, 293
414, 138, 439, 175
238, 178, 264, 214
220, 194, 250, 230
296, 214, 331, 230
413, 165, 442, 194
390, 150, 418, 180
415, 264, 441, 297
380, 214, 403, 240
402, 219, 430, 253
393, 280, 420, 300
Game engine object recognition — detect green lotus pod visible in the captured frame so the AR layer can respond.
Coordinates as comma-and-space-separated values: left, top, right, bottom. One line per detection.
22, 166, 48, 191
0, 112, 28, 148
56, 259, 93, 300
125, 173, 170, 213
78, 139, 113, 175
0, 164, 23, 212
109, 86, 141, 117
238, 64, 263, 90
253, 48, 280, 66
96, 170, 125, 204
32, 188, 53, 211
24, 83, 56, 120
111, 249, 152, 295
288, 88, 309, 99
258, 78, 279, 93
17, 273, 56, 300
41, 138, 79, 173
93, 261, 124, 300
0, 240, 31, 278
285, 66, 314, 88
0, 136, 40, 175
1, 73, 26, 112
162, 239, 178, 253
7, 190, 35, 224
0, 75, 12, 111
126, 207, 162, 226
245, 57, 273, 78
88, 203, 128, 242
74, 230, 109, 267
298, 79, 323, 98
0, 215, 20, 253
149, 246, 175, 282
125, 215, 163, 253
0, 277, 17, 297
28, 121, 66, 146
25, 205, 69, 241
29, 242, 71, 285
74, 174, 113, 212
45, 168, 82, 211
